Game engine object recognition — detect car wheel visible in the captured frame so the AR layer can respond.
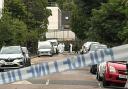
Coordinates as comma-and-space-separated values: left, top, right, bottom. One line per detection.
90, 67, 93, 73
90, 66, 96, 74
28, 59, 31, 66
102, 75, 109, 87
96, 72, 102, 81
50, 54, 53, 57
0, 69, 4, 72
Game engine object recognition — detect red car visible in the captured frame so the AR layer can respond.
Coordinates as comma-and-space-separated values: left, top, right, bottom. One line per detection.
97, 61, 127, 87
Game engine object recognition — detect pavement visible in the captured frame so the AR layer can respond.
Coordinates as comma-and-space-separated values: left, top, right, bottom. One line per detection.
0, 84, 106, 89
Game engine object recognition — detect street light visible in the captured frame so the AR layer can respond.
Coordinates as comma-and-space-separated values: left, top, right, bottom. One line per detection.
65, 16, 69, 40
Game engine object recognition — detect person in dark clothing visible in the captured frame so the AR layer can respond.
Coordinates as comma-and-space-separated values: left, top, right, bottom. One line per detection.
74, 44, 79, 54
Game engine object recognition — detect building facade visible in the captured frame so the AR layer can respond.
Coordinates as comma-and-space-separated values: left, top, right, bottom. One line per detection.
46, 4, 75, 42
47, 7, 62, 31
0, 0, 4, 19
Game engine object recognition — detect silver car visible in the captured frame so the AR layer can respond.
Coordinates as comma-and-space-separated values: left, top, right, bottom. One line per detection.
0, 46, 28, 71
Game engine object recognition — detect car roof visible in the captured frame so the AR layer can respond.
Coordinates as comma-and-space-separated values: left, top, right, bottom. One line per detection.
83, 42, 100, 47
38, 41, 52, 48
47, 39, 58, 42
2, 46, 21, 48
22, 47, 27, 50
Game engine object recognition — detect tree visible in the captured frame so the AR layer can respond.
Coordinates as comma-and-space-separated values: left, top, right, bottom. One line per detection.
5, 0, 28, 20
1, 0, 51, 54
90, 0, 128, 46
11, 19, 28, 46
0, 15, 14, 47
23, 0, 51, 32
70, 0, 108, 41
0, 12, 28, 47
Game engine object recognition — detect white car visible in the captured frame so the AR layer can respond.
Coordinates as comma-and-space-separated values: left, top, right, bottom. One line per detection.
38, 41, 54, 57
81, 41, 100, 54
83, 42, 99, 50
0, 46, 28, 71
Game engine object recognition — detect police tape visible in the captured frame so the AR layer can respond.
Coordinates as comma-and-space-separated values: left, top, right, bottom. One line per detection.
0, 44, 128, 84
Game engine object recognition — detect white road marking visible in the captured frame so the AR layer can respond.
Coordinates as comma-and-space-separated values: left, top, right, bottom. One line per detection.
12, 80, 32, 84
46, 79, 50, 85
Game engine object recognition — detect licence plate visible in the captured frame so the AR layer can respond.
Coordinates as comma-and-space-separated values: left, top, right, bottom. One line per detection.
5, 62, 14, 65
119, 74, 127, 79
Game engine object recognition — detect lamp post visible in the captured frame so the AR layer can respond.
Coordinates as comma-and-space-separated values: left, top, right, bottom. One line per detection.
65, 16, 69, 40
62, 26, 64, 42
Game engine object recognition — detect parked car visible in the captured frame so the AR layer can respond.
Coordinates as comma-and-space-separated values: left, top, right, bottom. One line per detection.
90, 44, 107, 74
0, 46, 28, 71
97, 61, 127, 87
37, 41, 54, 57
80, 42, 100, 54
47, 39, 58, 54
22, 47, 31, 66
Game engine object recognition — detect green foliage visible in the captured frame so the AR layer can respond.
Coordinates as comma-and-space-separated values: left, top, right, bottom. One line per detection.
0, 16, 14, 46
11, 19, 28, 45
90, 0, 128, 46
23, 0, 51, 31
5, 0, 27, 19
60, 0, 128, 46
0, 14, 28, 47
0, 0, 51, 53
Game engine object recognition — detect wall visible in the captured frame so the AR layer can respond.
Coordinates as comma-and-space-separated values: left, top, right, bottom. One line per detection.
0, 0, 4, 19
47, 7, 62, 31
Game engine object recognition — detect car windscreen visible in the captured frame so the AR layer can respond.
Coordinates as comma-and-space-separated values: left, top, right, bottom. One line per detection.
38, 45, 51, 49
0, 46, 22, 54
90, 45, 99, 51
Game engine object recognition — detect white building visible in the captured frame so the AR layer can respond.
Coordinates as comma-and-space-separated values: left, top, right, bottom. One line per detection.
46, 30, 75, 41
46, 6, 75, 41
0, 0, 4, 19
47, 7, 61, 31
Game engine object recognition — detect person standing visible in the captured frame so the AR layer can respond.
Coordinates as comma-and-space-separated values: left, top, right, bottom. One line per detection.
58, 43, 62, 53
70, 43, 72, 53
75, 43, 79, 54
62, 43, 65, 53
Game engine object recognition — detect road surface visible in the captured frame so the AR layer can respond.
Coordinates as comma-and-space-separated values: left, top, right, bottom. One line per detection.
1, 53, 125, 89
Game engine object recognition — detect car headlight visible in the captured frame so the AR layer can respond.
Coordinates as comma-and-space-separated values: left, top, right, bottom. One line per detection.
13, 58, 23, 63
0, 60, 5, 64
109, 66, 116, 73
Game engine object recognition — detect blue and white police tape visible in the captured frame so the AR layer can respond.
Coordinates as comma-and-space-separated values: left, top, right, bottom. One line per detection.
0, 44, 128, 84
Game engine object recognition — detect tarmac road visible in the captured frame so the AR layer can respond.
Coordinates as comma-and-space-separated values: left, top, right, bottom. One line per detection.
1, 53, 125, 89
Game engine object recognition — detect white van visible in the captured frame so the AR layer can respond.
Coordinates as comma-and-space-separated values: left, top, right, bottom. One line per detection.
37, 41, 54, 57
47, 39, 58, 54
